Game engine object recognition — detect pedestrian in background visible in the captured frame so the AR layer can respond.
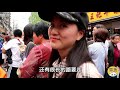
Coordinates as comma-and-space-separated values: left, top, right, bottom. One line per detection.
2, 29, 24, 78
21, 23, 35, 62
88, 27, 109, 76
17, 21, 52, 78
1, 35, 11, 71
106, 34, 120, 78
108, 34, 120, 67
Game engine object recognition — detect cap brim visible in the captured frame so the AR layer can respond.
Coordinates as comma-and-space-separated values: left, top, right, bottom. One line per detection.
38, 12, 77, 22
38, 12, 56, 22
38, 12, 88, 30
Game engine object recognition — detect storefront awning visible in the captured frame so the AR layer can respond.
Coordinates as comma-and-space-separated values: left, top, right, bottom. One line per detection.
87, 12, 120, 24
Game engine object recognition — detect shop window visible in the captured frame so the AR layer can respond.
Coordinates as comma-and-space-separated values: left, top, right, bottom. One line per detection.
114, 28, 120, 34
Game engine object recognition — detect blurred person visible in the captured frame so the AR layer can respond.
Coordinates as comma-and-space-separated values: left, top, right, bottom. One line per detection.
93, 24, 106, 31
0, 34, 7, 77
17, 21, 52, 78
108, 34, 120, 67
1, 35, 11, 71
88, 27, 109, 76
2, 29, 24, 78
0, 32, 5, 64
38, 12, 103, 78
21, 23, 35, 62
2, 35, 11, 61
0, 33, 5, 44
93, 24, 110, 50
0, 41, 3, 64
105, 34, 120, 78
87, 24, 107, 45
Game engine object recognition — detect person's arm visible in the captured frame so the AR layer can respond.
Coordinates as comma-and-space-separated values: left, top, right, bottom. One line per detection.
18, 46, 42, 78
2, 40, 12, 54
2, 48, 6, 54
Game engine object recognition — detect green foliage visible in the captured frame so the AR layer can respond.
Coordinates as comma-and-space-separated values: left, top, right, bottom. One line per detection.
29, 12, 41, 24
29, 12, 49, 24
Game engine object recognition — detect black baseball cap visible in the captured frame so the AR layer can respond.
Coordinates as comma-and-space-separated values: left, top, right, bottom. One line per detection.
38, 12, 89, 30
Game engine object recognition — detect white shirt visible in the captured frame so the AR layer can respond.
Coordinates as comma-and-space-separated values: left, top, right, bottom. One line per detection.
88, 42, 107, 76
105, 40, 110, 54
3, 38, 24, 67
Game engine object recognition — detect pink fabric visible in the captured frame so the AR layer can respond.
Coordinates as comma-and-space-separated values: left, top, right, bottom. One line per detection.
117, 43, 120, 50
113, 47, 120, 66
19, 42, 52, 78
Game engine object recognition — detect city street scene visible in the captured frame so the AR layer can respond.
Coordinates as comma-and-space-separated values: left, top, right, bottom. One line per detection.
0, 12, 120, 78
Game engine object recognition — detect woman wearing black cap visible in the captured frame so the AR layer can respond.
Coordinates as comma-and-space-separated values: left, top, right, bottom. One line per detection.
38, 12, 103, 78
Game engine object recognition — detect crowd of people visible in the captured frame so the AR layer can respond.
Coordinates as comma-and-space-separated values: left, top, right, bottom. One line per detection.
0, 12, 120, 78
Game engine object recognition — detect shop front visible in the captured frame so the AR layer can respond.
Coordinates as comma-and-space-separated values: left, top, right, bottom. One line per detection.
87, 12, 120, 39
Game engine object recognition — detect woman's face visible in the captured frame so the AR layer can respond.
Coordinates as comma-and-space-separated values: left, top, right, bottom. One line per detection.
48, 15, 83, 50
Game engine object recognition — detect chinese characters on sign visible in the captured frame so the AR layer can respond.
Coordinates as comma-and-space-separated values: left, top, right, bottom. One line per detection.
90, 13, 94, 20
96, 12, 102, 18
88, 12, 120, 23
104, 12, 109, 16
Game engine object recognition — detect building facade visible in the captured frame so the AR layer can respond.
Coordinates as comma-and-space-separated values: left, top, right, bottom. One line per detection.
0, 12, 12, 35
87, 12, 120, 39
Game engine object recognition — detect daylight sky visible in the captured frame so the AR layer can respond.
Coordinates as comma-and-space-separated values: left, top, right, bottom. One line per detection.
10, 12, 31, 31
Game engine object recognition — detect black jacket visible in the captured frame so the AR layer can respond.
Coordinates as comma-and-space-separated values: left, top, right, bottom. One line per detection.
6, 49, 12, 64
108, 41, 115, 66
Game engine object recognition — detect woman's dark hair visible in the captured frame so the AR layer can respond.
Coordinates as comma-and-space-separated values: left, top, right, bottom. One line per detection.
48, 49, 60, 78
94, 24, 106, 29
23, 23, 34, 45
64, 36, 92, 78
33, 21, 49, 39
48, 23, 92, 78
93, 28, 109, 43
13, 29, 22, 38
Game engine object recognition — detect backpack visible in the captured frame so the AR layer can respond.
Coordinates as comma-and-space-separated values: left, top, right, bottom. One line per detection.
6, 49, 12, 64
17, 39, 26, 60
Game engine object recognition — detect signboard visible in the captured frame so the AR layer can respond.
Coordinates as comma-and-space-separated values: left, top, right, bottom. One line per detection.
87, 12, 120, 23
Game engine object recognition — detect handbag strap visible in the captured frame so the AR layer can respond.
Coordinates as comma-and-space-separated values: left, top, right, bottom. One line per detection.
17, 39, 22, 44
